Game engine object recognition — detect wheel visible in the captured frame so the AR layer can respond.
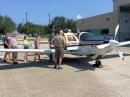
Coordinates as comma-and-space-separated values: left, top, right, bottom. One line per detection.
96, 60, 101, 65
93, 60, 103, 68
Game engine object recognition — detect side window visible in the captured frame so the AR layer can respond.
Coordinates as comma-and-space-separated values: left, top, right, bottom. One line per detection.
67, 35, 76, 41
80, 33, 89, 41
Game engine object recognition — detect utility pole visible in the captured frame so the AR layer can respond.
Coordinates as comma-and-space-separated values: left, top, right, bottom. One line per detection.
48, 13, 51, 25
48, 13, 52, 35
26, 12, 28, 34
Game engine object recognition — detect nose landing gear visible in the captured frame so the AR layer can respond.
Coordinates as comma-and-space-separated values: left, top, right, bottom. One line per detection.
93, 55, 103, 68
93, 60, 103, 68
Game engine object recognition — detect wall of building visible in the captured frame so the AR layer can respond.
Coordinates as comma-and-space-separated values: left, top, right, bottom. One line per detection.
119, 12, 130, 41
77, 12, 118, 36
113, 0, 130, 11
76, 0, 130, 41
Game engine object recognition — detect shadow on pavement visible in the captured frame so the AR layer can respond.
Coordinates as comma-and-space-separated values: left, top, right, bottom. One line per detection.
1, 53, 129, 71
63, 57, 95, 72
0, 57, 96, 71
0, 59, 54, 70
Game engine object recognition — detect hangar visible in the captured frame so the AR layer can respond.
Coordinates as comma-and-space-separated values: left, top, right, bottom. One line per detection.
76, 0, 130, 41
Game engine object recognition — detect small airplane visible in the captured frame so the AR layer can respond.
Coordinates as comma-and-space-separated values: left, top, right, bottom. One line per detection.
0, 24, 130, 68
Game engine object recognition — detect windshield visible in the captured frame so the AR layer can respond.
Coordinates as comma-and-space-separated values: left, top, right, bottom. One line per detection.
80, 32, 95, 41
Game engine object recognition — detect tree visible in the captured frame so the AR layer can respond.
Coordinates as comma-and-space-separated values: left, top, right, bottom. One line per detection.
48, 16, 77, 35
17, 21, 47, 36
0, 15, 16, 34
17, 16, 77, 36
17, 23, 25, 33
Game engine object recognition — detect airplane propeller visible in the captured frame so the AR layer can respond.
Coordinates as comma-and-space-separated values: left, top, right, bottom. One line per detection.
108, 24, 124, 60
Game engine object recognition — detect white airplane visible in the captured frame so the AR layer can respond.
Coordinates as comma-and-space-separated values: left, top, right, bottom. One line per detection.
0, 24, 130, 68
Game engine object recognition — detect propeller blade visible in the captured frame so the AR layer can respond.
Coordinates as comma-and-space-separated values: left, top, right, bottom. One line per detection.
118, 41, 130, 46
116, 48, 124, 60
114, 24, 120, 40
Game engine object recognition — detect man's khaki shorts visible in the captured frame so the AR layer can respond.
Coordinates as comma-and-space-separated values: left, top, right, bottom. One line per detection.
55, 47, 64, 59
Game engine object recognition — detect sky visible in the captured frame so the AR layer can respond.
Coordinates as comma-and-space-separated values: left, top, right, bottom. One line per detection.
0, 0, 113, 25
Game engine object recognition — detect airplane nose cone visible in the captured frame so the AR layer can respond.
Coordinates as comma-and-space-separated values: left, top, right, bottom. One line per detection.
109, 40, 119, 46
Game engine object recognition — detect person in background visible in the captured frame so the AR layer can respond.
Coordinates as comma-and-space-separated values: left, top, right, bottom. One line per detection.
23, 35, 29, 62
3, 33, 11, 62
34, 33, 40, 62
10, 33, 18, 64
48, 35, 53, 60
52, 30, 66, 69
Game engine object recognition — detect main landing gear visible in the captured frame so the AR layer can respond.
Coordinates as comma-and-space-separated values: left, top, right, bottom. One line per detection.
93, 55, 103, 68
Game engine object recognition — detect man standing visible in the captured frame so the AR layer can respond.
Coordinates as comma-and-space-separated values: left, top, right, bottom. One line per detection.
10, 33, 18, 64
3, 33, 11, 62
34, 33, 40, 62
48, 35, 53, 60
52, 30, 66, 69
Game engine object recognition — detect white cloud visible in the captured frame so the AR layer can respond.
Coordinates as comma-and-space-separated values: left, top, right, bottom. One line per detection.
76, 15, 82, 20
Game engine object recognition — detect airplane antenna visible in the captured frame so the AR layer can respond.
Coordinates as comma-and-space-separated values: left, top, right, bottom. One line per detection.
76, 27, 80, 33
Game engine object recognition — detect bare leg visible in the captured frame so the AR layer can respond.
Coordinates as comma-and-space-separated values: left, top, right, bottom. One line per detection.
54, 58, 58, 68
24, 53, 28, 61
38, 53, 40, 61
34, 53, 37, 62
7, 53, 11, 61
57, 58, 63, 69
58, 58, 62, 65
3, 53, 8, 61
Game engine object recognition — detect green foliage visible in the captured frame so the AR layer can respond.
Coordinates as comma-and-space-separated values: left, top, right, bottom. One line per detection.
17, 16, 77, 36
17, 22, 47, 36
0, 15, 16, 34
48, 16, 77, 35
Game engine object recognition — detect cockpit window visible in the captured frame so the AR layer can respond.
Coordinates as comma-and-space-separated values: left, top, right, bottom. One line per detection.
67, 35, 76, 41
80, 32, 95, 41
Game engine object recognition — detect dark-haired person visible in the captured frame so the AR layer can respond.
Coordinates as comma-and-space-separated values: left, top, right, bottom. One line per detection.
3, 33, 11, 62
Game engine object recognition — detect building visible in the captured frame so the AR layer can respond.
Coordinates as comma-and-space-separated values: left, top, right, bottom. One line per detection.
76, 0, 130, 41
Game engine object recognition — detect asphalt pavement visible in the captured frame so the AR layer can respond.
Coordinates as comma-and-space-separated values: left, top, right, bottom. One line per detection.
0, 45, 130, 97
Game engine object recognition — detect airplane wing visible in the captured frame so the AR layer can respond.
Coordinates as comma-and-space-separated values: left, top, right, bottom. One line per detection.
0, 49, 52, 54
0, 48, 79, 56
17, 41, 48, 45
